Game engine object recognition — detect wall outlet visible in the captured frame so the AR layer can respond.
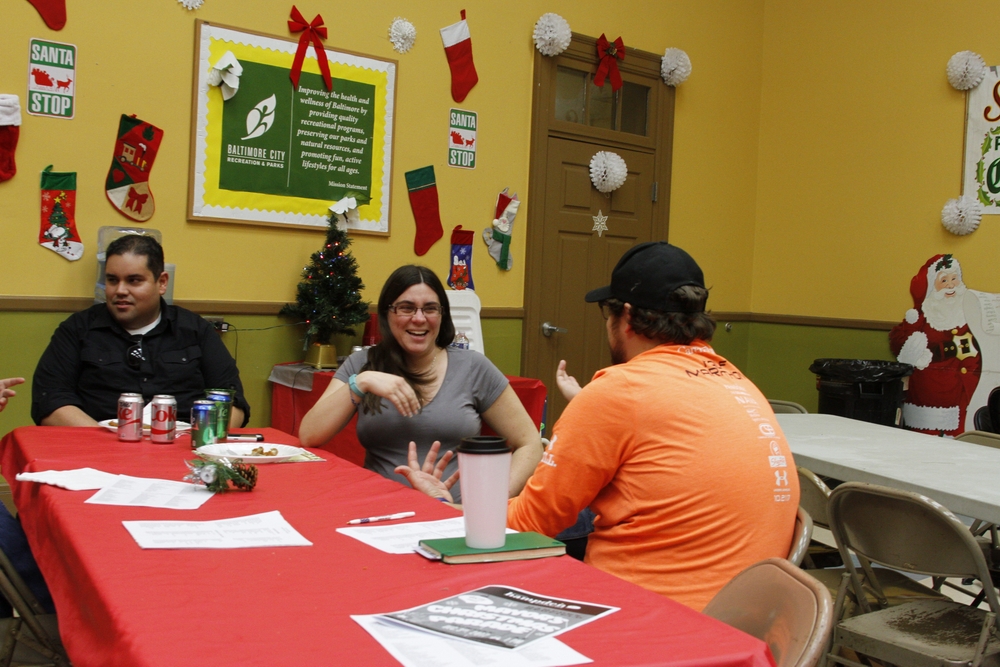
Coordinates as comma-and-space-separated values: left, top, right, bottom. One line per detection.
205, 317, 227, 333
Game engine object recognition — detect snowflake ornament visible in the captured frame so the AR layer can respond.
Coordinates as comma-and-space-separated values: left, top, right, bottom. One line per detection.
533, 13, 571, 57
946, 51, 986, 91
177, 0, 204, 9
661, 48, 692, 86
941, 196, 983, 235
590, 151, 628, 193
389, 18, 417, 54
592, 210, 609, 237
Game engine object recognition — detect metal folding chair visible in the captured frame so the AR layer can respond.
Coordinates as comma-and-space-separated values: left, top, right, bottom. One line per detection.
704, 558, 833, 667
824, 482, 1000, 667
789, 507, 814, 568
0, 537, 67, 666
769, 400, 809, 414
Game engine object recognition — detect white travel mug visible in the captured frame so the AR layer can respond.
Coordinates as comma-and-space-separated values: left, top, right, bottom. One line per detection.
457, 436, 511, 549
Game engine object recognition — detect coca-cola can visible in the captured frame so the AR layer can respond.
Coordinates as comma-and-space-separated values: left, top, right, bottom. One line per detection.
150, 395, 177, 444
117, 393, 144, 442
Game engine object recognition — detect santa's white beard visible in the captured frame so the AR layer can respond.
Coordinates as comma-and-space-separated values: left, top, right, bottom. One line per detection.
922, 284, 968, 331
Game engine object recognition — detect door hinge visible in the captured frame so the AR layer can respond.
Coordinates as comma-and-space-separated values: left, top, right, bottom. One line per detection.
651, 182, 658, 202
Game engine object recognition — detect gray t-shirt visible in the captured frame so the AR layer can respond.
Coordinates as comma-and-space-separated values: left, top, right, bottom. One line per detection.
335, 347, 508, 502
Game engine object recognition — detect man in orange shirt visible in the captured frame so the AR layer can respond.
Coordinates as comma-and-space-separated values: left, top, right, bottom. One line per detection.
399, 242, 799, 611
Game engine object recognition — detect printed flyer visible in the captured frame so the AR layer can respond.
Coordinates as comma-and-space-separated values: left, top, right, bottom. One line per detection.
375, 585, 618, 650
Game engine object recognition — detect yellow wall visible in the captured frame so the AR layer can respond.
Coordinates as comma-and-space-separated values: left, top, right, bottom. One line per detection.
754, 1, 1000, 322
0, 1, 765, 313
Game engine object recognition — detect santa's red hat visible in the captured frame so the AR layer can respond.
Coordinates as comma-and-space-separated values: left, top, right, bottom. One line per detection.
909, 254, 963, 309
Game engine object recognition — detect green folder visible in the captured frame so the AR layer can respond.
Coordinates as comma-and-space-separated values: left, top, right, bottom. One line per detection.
417, 532, 566, 564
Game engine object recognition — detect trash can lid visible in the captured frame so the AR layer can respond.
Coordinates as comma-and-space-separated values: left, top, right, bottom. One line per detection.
809, 358, 914, 382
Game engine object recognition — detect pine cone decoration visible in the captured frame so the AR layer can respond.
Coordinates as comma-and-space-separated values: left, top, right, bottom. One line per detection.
231, 462, 258, 491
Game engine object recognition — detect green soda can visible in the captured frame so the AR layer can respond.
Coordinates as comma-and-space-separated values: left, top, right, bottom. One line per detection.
190, 400, 218, 449
205, 389, 234, 441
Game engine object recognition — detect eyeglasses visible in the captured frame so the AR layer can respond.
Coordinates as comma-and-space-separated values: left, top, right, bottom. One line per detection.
126, 337, 145, 370
389, 302, 442, 317
599, 301, 612, 320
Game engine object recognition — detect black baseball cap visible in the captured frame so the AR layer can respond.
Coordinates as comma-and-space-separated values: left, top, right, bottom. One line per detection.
584, 242, 706, 312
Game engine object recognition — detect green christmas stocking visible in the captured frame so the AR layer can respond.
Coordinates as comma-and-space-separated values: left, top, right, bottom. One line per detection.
39, 164, 83, 260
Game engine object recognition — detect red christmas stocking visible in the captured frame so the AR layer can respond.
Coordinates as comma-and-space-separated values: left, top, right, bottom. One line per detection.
448, 226, 475, 291
26, 0, 66, 30
105, 114, 163, 222
405, 165, 443, 256
0, 95, 21, 182
39, 165, 83, 261
439, 10, 478, 103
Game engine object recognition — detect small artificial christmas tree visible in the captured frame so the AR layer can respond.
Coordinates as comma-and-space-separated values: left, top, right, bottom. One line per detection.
281, 216, 370, 345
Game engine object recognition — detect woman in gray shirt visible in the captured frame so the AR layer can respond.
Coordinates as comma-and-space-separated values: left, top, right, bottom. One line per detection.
299, 266, 542, 502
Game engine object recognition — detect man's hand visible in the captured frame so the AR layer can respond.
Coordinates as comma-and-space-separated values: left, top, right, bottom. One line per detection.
556, 360, 582, 402
394, 441, 458, 502
0, 378, 24, 413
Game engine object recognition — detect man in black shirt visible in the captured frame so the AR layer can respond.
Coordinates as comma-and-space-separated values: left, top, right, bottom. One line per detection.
32, 235, 249, 426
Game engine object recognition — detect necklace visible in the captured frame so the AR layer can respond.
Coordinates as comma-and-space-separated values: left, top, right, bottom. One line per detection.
411, 346, 442, 376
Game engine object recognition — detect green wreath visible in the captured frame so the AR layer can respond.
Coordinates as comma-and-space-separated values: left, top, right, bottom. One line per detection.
975, 127, 1000, 206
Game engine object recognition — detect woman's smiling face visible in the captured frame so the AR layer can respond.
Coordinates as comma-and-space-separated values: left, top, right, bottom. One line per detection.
387, 283, 442, 359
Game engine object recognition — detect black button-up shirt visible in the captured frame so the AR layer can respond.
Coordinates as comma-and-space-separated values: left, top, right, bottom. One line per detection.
31, 301, 250, 425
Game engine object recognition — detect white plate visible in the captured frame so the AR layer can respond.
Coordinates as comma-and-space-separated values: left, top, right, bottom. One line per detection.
99, 419, 192, 434
195, 443, 304, 464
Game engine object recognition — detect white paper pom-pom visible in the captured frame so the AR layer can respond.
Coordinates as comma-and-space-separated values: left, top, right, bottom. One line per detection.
590, 152, 628, 193
947, 51, 987, 91
661, 48, 692, 86
178, 0, 203, 9
941, 196, 983, 235
389, 18, 417, 54
533, 13, 572, 57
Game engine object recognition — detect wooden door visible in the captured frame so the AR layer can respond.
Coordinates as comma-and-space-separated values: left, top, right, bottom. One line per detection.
530, 139, 656, 425
522, 35, 674, 430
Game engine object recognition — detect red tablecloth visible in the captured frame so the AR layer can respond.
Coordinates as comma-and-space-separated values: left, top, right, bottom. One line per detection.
270, 364, 548, 465
1, 426, 775, 667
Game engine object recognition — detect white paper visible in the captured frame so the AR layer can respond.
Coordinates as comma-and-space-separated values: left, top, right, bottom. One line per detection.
123, 510, 312, 549
353, 615, 591, 667
337, 517, 515, 555
85, 475, 213, 510
16, 468, 120, 491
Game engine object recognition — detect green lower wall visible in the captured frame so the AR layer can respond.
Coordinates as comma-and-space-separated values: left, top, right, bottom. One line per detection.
742, 322, 895, 412
0, 309, 894, 429
0, 311, 523, 432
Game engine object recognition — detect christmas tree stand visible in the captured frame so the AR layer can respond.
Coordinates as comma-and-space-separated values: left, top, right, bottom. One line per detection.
303, 343, 339, 370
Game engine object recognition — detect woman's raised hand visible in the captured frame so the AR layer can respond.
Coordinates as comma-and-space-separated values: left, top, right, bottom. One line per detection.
394, 441, 458, 502
356, 371, 422, 417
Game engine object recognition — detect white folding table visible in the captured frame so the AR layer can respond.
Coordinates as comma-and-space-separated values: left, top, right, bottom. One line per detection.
777, 413, 1000, 524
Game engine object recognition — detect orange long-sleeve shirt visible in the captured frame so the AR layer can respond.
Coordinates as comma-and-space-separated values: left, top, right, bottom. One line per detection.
508, 342, 799, 611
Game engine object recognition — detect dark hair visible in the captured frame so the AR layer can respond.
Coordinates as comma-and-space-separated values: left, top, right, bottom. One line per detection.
359, 266, 455, 414
604, 285, 716, 345
106, 234, 165, 278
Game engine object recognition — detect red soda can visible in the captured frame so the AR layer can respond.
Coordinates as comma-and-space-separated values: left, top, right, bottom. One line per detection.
117, 393, 144, 442
150, 395, 177, 444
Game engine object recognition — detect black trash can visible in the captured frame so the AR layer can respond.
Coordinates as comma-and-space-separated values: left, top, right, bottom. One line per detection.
808, 359, 914, 427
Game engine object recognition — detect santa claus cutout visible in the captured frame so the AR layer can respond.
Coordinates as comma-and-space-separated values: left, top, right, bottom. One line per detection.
890, 254, 983, 435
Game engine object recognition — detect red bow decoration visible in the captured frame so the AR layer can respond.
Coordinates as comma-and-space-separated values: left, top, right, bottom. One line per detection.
288, 5, 332, 91
594, 34, 626, 91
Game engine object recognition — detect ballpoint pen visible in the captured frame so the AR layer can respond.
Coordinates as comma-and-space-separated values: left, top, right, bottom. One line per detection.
227, 434, 265, 442
347, 511, 416, 525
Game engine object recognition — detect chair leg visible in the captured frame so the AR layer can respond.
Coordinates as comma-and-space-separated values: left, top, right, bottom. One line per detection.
971, 611, 996, 667
0, 618, 18, 667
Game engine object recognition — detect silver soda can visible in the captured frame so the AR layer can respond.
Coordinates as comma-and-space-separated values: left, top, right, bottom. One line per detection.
150, 395, 177, 444
190, 400, 217, 449
117, 393, 144, 442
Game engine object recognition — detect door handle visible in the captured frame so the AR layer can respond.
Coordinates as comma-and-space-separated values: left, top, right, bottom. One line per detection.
542, 322, 568, 337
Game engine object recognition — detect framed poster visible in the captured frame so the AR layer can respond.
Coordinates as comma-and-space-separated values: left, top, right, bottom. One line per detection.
964, 65, 1000, 215
188, 21, 396, 233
